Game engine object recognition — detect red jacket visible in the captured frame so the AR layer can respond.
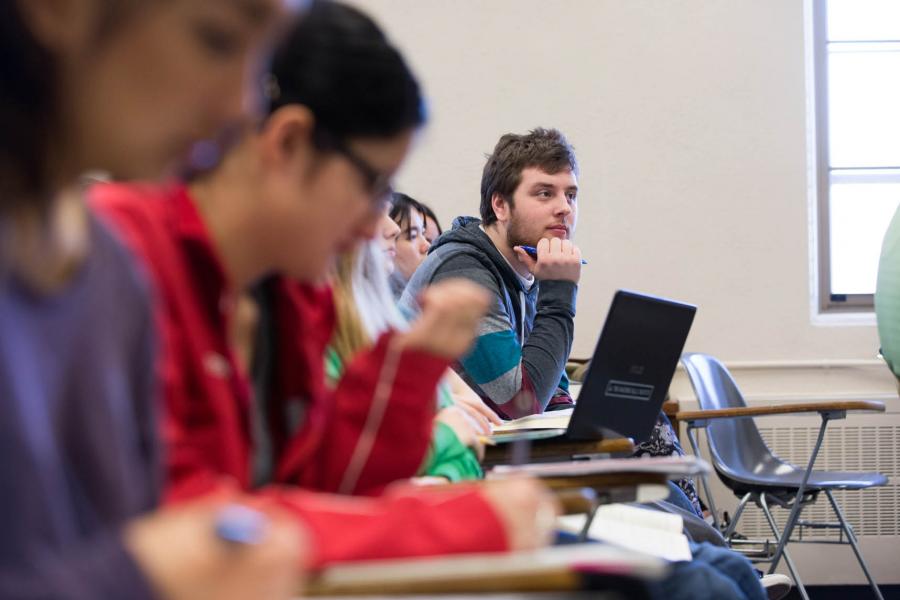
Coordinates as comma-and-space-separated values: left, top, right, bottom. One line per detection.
89, 182, 508, 568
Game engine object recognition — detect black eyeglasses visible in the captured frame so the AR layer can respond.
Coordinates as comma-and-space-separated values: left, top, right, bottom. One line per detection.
313, 129, 392, 202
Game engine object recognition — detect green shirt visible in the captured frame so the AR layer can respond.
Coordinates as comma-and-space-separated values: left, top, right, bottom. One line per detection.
876, 205, 900, 379
324, 347, 482, 482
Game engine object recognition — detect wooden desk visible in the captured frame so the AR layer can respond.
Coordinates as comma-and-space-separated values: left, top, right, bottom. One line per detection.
305, 544, 665, 597
490, 456, 709, 519
483, 437, 635, 468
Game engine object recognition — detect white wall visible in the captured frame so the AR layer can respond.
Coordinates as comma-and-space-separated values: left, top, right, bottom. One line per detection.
351, 0, 884, 366
347, 2, 900, 584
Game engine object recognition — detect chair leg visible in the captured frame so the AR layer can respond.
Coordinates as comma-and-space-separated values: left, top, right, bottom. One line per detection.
687, 427, 720, 530
760, 492, 810, 600
824, 490, 884, 600
723, 491, 752, 540
768, 414, 831, 574
578, 501, 600, 543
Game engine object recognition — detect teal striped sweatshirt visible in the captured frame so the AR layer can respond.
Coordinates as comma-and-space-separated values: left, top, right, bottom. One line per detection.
400, 217, 575, 419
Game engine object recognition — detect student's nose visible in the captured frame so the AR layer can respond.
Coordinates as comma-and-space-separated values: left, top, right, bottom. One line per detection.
419, 236, 430, 254
554, 193, 573, 217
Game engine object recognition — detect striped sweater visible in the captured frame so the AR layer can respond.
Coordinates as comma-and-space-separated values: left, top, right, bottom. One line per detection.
400, 216, 575, 419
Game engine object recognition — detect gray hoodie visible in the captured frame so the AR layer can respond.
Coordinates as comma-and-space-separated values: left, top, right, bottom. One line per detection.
400, 216, 576, 419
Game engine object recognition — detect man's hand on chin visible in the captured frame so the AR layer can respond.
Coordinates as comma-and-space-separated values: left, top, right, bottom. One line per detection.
513, 237, 582, 283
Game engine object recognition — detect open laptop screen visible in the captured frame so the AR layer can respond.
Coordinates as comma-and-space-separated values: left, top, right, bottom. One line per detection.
567, 290, 696, 443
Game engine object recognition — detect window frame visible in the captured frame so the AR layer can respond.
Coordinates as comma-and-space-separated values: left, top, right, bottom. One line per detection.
811, 0, 900, 315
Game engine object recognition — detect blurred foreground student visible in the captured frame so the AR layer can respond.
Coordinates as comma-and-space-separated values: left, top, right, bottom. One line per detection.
92, 0, 558, 570
0, 1, 306, 598
327, 214, 488, 482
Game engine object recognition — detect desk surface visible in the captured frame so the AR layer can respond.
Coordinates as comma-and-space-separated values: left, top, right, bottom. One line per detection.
483, 437, 635, 468
304, 544, 665, 597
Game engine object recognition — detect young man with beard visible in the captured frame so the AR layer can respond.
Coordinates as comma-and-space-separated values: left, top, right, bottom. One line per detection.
401, 127, 704, 514
401, 128, 581, 420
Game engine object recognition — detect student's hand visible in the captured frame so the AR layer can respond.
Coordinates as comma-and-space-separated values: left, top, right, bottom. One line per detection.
513, 238, 582, 283
445, 369, 502, 431
452, 392, 502, 434
479, 477, 559, 551
402, 279, 491, 359
436, 405, 485, 460
124, 499, 305, 600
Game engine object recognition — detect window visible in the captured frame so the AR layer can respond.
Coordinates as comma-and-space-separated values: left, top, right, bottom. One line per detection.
813, 0, 900, 314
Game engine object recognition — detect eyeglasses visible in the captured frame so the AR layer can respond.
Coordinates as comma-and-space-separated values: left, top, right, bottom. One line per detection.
313, 129, 392, 203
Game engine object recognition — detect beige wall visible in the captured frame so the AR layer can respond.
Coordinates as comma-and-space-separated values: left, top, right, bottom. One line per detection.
347, 2, 900, 583
351, 0, 882, 366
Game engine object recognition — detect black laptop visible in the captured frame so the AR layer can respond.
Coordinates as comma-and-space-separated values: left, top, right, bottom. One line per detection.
492, 290, 696, 445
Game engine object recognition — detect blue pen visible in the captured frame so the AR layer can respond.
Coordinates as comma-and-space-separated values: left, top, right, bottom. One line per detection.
214, 504, 269, 545
519, 245, 587, 265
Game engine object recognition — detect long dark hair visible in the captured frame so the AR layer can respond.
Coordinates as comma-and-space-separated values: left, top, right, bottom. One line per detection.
0, 3, 58, 211
266, 0, 426, 142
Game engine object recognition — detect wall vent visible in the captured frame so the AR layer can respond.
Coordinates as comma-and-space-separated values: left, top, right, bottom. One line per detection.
729, 425, 898, 539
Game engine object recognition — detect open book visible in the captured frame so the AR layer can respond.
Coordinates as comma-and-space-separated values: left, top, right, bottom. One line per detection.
492, 408, 574, 433
306, 543, 668, 596
558, 504, 692, 562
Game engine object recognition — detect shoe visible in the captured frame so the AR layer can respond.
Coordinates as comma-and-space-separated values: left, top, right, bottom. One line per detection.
760, 573, 793, 600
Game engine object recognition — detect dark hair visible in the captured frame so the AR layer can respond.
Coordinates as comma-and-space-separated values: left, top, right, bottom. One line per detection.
390, 192, 426, 231
479, 128, 578, 226
266, 0, 426, 144
419, 202, 442, 236
0, 1, 141, 212
0, 3, 58, 210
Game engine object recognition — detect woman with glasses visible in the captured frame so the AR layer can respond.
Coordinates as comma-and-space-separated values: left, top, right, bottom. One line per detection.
91, 0, 559, 569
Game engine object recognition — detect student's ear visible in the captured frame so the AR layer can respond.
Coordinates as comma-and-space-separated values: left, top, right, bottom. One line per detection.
491, 192, 511, 224
257, 104, 316, 170
18, 0, 92, 52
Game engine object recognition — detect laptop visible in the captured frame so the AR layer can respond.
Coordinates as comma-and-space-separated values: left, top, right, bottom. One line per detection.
491, 290, 696, 445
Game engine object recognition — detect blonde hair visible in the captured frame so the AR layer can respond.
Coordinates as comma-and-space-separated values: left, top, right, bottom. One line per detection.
330, 240, 407, 366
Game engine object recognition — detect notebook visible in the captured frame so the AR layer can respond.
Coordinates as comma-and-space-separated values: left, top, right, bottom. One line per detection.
492, 290, 696, 445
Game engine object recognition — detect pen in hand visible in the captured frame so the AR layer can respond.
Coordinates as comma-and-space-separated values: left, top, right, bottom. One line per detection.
214, 504, 269, 545
519, 245, 587, 265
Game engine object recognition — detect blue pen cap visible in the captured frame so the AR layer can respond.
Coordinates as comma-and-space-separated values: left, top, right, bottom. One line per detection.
214, 504, 269, 545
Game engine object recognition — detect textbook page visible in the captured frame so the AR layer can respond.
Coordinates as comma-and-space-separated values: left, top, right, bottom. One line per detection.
558, 504, 692, 562
492, 408, 574, 433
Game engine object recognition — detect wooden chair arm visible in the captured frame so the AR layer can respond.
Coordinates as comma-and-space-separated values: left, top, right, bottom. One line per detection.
676, 400, 885, 423
662, 398, 680, 418
555, 488, 598, 514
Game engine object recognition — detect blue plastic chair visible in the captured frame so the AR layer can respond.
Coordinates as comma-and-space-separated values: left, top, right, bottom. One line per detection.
679, 353, 887, 600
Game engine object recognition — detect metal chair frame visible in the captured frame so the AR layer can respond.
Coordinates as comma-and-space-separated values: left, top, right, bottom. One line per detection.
678, 353, 887, 600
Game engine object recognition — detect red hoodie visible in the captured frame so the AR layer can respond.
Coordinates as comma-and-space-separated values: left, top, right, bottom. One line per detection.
89, 182, 507, 569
